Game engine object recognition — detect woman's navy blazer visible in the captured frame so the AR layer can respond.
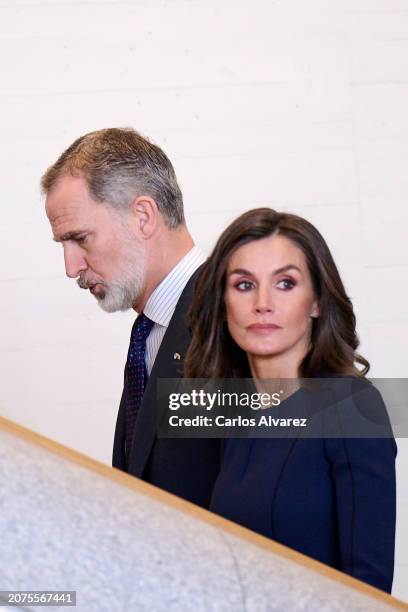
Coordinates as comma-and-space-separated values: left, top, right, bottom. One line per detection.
210, 379, 397, 593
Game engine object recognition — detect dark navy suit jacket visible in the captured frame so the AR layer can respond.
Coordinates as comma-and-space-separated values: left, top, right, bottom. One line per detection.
112, 268, 221, 508
210, 380, 397, 593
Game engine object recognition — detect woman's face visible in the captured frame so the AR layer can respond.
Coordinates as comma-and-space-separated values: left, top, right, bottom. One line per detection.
224, 234, 319, 368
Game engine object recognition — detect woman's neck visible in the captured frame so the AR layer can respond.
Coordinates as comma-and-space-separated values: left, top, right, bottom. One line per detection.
247, 354, 299, 380
247, 354, 301, 399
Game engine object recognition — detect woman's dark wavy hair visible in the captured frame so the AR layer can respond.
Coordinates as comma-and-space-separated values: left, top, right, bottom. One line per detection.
184, 208, 369, 378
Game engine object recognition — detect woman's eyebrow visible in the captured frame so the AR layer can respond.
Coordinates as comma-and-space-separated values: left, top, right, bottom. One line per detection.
228, 264, 302, 277
273, 264, 302, 275
228, 268, 254, 277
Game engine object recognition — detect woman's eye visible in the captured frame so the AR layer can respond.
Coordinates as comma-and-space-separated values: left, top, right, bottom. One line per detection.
235, 280, 254, 291
276, 278, 295, 290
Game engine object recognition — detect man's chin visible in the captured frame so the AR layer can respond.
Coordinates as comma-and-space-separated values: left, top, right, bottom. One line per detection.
95, 288, 137, 313
96, 295, 120, 313
85, 275, 143, 313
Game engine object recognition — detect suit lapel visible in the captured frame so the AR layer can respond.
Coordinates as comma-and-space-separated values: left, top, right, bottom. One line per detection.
127, 269, 199, 476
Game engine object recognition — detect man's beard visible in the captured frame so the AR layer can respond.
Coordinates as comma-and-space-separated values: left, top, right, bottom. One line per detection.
77, 237, 147, 313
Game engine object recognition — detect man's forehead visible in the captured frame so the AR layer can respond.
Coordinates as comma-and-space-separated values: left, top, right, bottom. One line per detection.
46, 173, 88, 207
45, 182, 95, 226
49, 215, 89, 248
46, 195, 92, 243
46, 201, 84, 223
47, 207, 89, 244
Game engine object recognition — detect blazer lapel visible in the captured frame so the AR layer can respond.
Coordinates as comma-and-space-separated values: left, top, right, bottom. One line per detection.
127, 269, 200, 476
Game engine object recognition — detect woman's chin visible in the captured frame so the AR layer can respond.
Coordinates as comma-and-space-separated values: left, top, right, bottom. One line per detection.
244, 344, 282, 358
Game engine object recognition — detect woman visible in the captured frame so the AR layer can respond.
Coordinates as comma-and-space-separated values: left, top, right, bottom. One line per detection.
184, 208, 396, 593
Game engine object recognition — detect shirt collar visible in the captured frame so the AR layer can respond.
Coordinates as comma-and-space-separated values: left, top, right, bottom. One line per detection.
143, 246, 205, 328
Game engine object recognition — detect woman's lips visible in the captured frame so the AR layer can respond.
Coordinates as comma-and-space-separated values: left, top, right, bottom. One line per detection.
247, 323, 281, 334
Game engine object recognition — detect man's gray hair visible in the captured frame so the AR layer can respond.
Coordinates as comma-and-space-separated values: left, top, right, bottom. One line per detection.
41, 127, 184, 229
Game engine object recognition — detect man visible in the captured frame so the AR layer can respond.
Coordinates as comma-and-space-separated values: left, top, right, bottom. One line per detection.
42, 127, 220, 507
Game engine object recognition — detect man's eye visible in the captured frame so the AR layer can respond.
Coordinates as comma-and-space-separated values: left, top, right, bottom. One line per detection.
235, 280, 254, 291
76, 235, 88, 244
276, 278, 295, 290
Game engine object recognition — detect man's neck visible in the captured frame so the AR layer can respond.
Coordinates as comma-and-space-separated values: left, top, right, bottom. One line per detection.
134, 225, 195, 312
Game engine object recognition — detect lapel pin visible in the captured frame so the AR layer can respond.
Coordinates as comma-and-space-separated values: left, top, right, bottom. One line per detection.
173, 352, 181, 361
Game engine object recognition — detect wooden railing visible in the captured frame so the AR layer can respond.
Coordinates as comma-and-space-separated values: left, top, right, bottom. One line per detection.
0, 416, 406, 612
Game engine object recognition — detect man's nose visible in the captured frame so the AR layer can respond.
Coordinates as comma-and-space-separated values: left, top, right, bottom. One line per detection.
63, 244, 87, 278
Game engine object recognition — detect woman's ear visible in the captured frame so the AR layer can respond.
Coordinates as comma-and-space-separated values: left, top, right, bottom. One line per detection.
129, 195, 159, 239
310, 301, 319, 319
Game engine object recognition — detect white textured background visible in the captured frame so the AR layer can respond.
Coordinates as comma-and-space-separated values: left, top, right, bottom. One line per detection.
0, 0, 407, 601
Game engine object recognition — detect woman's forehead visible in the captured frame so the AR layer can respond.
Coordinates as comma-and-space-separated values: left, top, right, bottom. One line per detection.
227, 234, 308, 271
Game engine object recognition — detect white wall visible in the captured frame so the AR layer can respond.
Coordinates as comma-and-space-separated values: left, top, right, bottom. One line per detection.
0, 0, 407, 601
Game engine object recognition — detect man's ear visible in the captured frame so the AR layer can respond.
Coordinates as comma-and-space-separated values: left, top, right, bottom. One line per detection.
129, 195, 159, 239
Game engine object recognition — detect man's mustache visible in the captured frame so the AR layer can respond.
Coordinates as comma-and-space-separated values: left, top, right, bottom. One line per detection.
77, 277, 105, 290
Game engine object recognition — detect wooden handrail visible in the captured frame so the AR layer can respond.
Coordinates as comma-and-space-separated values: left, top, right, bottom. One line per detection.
0, 415, 406, 610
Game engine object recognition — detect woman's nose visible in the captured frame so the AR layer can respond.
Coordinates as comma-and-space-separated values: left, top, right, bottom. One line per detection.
254, 286, 274, 313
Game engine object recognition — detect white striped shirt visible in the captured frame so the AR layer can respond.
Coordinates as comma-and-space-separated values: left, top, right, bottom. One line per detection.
143, 246, 205, 375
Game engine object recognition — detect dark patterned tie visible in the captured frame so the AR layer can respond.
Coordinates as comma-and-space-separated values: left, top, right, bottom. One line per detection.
125, 313, 155, 463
